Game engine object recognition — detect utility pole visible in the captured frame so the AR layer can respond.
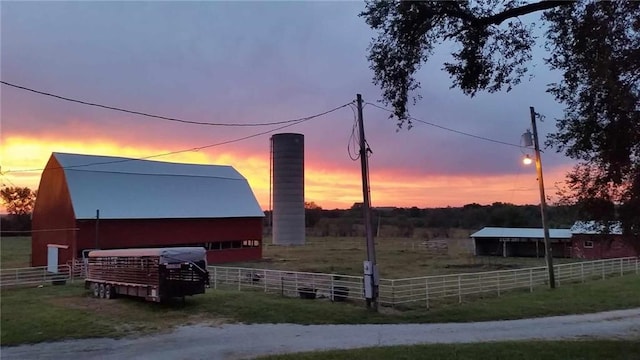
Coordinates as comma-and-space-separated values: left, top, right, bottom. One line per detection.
530, 106, 556, 289
95, 209, 100, 250
357, 94, 378, 310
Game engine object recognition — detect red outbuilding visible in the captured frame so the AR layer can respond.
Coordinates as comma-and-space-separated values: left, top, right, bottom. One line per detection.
570, 221, 639, 259
32, 153, 265, 267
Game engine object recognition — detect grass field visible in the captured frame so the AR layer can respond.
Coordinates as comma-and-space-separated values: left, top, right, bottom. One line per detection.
258, 341, 640, 360
1, 237, 31, 269
2, 275, 639, 346
228, 236, 578, 278
1, 235, 578, 278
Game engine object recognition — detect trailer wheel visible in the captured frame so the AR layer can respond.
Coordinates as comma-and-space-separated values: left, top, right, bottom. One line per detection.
92, 282, 100, 298
99, 283, 106, 299
105, 284, 115, 299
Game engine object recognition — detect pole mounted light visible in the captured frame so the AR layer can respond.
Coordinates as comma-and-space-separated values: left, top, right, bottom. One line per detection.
522, 107, 556, 289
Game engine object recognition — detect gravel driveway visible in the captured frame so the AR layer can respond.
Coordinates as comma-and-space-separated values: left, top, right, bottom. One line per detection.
3, 308, 639, 360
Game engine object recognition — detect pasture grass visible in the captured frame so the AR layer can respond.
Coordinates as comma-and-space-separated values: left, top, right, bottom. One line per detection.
1, 236, 31, 268
1, 235, 578, 278
230, 236, 578, 278
2, 275, 639, 346
258, 341, 640, 360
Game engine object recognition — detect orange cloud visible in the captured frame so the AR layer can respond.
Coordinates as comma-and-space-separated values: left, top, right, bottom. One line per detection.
304, 165, 571, 209
1, 135, 210, 189
1, 134, 572, 212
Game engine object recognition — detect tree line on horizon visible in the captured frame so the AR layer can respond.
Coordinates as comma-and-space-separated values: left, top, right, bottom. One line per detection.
262, 201, 580, 238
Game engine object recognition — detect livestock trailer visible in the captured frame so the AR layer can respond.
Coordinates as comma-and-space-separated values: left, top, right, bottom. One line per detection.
85, 247, 209, 302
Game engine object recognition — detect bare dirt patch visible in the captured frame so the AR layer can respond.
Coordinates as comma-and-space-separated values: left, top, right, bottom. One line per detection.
48, 294, 135, 317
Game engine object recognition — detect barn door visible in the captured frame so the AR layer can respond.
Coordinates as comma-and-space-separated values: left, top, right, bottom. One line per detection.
47, 246, 59, 273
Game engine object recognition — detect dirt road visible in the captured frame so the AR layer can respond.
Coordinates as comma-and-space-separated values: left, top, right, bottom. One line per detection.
3, 308, 639, 360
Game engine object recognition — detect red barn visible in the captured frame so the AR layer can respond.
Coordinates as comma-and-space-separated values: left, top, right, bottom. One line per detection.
570, 221, 640, 259
32, 153, 265, 267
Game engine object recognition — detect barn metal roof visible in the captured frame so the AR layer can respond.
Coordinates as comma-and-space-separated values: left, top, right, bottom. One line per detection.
570, 221, 623, 235
88, 247, 206, 263
470, 227, 572, 239
53, 153, 264, 220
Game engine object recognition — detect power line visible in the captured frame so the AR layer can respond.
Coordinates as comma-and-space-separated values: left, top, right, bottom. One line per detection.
1, 80, 339, 127
5, 102, 353, 173
0, 171, 17, 187
347, 104, 360, 161
365, 102, 522, 149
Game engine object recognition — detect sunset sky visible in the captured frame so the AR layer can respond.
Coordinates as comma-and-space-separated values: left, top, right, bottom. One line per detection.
1, 1, 574, 211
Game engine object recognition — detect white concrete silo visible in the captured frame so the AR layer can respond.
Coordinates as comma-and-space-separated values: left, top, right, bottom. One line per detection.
270, 133, 305, 245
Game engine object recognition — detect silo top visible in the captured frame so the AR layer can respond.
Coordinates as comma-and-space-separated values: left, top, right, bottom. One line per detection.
271, 133, 304, 140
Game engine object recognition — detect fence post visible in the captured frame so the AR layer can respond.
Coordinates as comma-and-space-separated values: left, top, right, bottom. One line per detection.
581, 263, 584, 283
458, 275, 462, 303
295, 272, 299, 291
214, 267, 218, 289
557, 266, 561, 286
238, 270, 241, 291
620, 258, 624, 277
391, 279, 395, 308
529, 268, 533, 292
332, 275, 337, 301
636, 258, 639, 275
263, 269, 267, 293
497, 273, 501, 296
602, 261, 606, 280
425, 278, 429, 309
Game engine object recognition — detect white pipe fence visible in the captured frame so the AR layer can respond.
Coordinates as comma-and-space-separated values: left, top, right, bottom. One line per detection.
209, 257, 639, 307
0, 264, 72, 287
208, 266, 363, 302
1, 257, 637, 309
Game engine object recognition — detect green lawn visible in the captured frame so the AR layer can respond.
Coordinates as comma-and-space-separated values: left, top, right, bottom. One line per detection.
258, 341, 640, 360
1, 236, 31, 268
2, 275, 639, 346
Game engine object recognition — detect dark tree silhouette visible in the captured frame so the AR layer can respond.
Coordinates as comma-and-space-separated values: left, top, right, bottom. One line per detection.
1, 186, 36, 215
361, 1, 639, 233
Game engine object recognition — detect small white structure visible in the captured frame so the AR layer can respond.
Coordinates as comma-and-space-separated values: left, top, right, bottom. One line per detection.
471, 227, 572, 258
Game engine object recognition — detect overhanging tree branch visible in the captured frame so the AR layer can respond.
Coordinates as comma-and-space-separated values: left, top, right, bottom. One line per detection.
453, 1, 576, 27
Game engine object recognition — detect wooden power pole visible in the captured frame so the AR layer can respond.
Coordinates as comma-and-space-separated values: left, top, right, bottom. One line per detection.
530, 106, 556, 289
357, 94, 378, 310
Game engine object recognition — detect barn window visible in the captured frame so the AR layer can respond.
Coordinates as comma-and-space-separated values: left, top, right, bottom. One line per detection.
584, 240, 594, 248
203, 240, 260, 250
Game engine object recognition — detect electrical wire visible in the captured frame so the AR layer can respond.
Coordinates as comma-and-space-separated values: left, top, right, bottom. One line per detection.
347, 104, 360, 161
4, 102, 353, 174
365, 102, 522, 149
0, 171, 17, 187
1, 80, 344, 127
